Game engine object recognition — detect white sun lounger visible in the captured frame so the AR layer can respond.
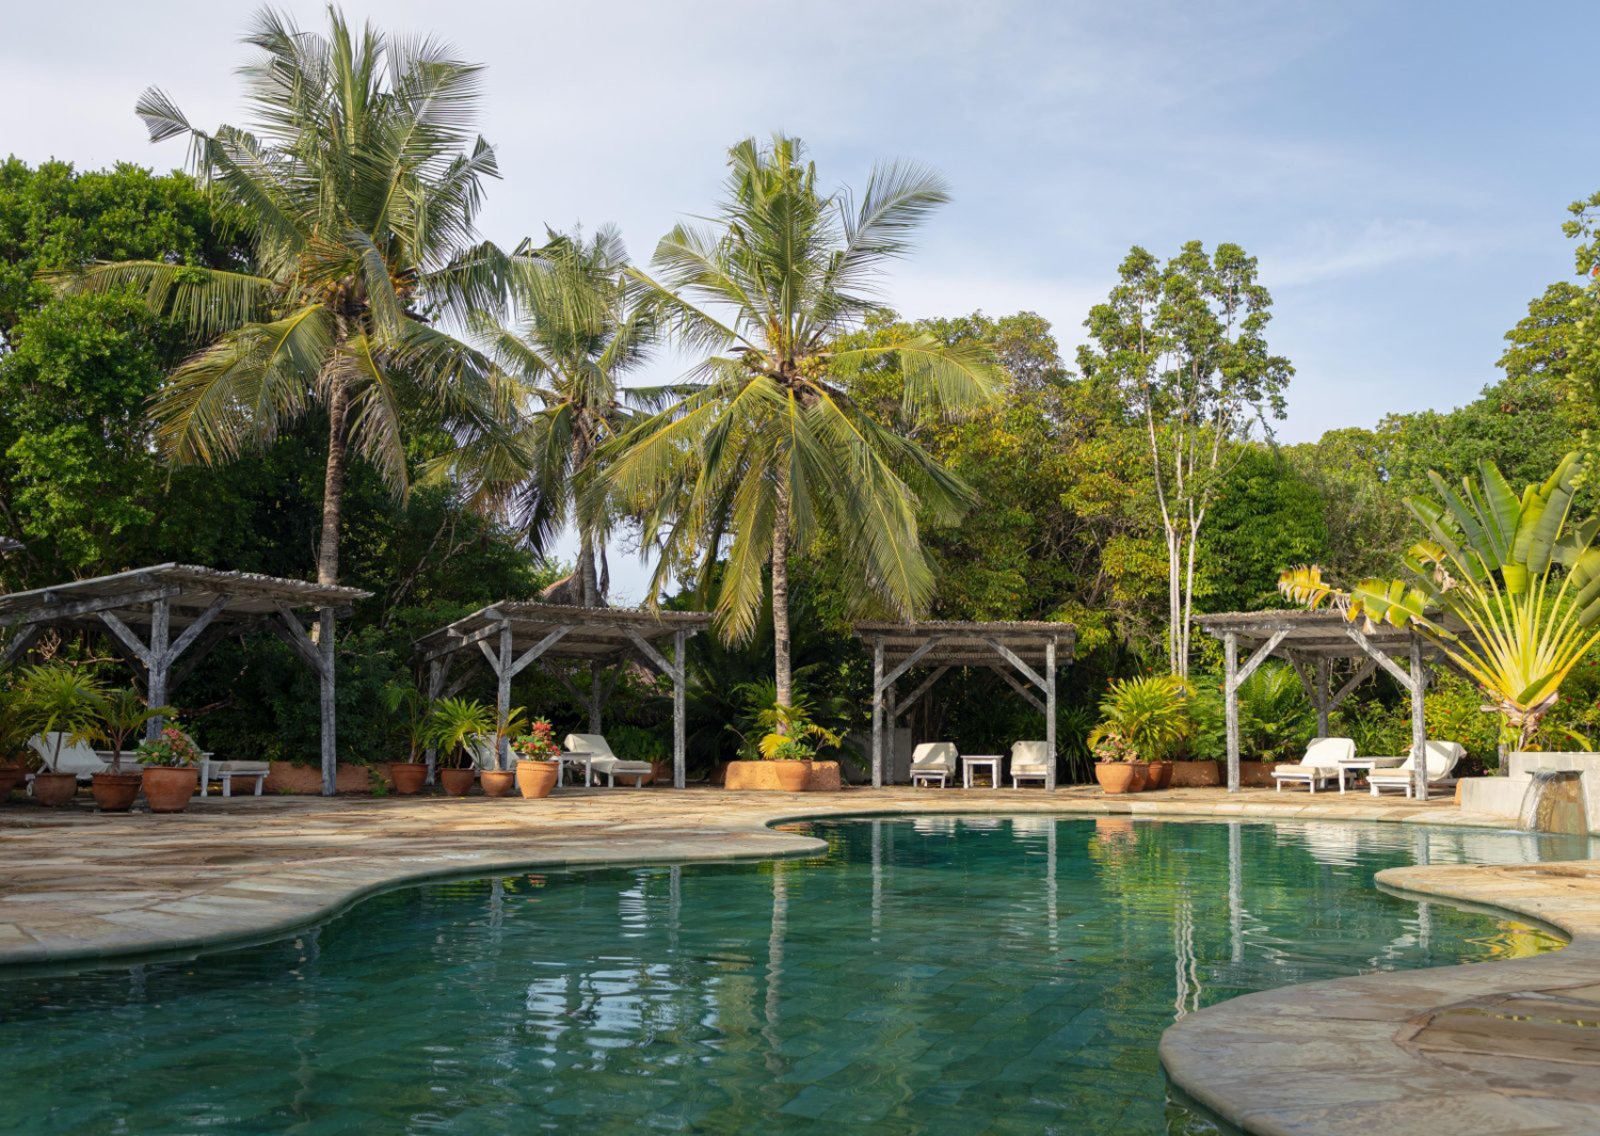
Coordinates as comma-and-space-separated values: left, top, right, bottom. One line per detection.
1367, 741, 1464, 798
199, 759, 269, 797
909, 742, 959, 788
1010, 740, 1051, 788
564, 734, 653, 788
1272, 737, 1356, 793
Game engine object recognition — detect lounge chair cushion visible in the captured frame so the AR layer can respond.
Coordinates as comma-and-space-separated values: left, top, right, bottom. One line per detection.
27, 733, 109, 779
1369, 741, 1464, 782
564, 734, 652, 777
1011, 740, 1050, 773
911, 743, 958, 775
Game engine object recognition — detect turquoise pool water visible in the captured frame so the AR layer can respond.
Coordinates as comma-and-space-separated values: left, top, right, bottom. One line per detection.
0, 818, 1582, 1134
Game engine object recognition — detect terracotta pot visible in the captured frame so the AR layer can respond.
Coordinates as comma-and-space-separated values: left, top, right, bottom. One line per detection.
649, 760, 674, 786
722, 760, 842, 792
91, 772, 142, 812
1094, 762, 1141, 795
1237, 761, 1276, 788
265, 761, 371, 795
1146, 761, 1173, 791
439, 768, 476, 797
31, 771, 79, 806
1131, 763, 1151, 791
0, 764, 24, 801
389, 762, 429, 795
141, 766, 198, 813
480, 770, 515, 797
1169, 760, 1221, 788
515, 759, 559, 799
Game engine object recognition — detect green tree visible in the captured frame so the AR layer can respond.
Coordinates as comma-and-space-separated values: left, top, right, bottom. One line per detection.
445, 226, 655, 606
58, 7, 512, 586
1201, 447, 1327, 612
609, 134, 1000, 710
1282, 427, 1412, 582
1077, 242, 1292, 677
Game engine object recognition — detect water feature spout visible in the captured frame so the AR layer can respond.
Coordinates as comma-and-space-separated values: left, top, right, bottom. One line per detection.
1518, 769, 1589, 835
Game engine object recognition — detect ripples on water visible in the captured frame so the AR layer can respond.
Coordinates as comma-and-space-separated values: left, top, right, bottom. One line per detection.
0, 819, 1582, 1134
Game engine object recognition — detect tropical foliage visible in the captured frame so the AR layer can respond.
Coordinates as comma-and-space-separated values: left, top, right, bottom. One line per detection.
1087, 675, 1194, 762
1279, 454, 1600, 750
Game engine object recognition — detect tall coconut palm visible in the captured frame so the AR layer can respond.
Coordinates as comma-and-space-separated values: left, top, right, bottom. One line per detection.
54, 7, 512, 585
441, 226, 654, 606
606, 134, 1001, 711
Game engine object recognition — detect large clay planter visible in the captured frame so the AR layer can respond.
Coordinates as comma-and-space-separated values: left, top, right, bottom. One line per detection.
1094, 762, 1141, 795
723, 760, 841, 792
1130, 763, 1150, 791
515, 759, 559, 799
1169, 760, 1221, 788
1238, 761, 1275, 788
480, 770, 515, 797
91, 772, 142, 812
649, 760, 673, 786
0, 764, 24, 801
31, 772, 78, 806
1146, 761, 1173, 791
389, 762, 428, 795
265, 761, 372, 795
438, 768, 476, 797
141, 767, 198, 813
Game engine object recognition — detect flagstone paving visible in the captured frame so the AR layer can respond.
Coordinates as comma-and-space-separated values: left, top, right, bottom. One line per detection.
2, 783, 1596, 1135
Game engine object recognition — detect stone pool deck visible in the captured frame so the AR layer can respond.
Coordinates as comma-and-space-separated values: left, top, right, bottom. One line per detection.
1, 784, 1595, 1135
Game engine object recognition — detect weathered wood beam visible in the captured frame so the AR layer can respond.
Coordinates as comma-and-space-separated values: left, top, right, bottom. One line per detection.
1225, 631, 1241, 794
1328, 656, 1380, 711
1226, 629, 1290, 692
1, 625, 42, 668
318, 607, 337, 796
166, 595, 228, 664
0, 584, 179, 626
507, 625, 572, 679
273, 605, 327, 679
875, 638, 940, 694
1045, 637, 1058, 791
672, 629, 687, 789
1343, 625, 1417, 692
990, 663, 1046, 714
1410, 631, 1430, 800
97, 610, 154, 667
624, 627, 681, 683
871, 637, 885, 789
895, 666, 950, 720
982, 637, 1047, 691
420, 620, 504, 663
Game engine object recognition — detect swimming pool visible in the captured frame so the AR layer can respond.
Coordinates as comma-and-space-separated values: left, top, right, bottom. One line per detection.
0, 818, 1581, 1133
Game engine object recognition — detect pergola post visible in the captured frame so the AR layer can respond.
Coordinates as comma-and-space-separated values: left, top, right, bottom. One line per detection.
425, 657, 443, 784
318, 606, 337, 796
1045, 637, 1058, 791
496, 622, 513, 771
1224, 631, 1241, 794
588, 661, 603, 735
672, 629, 687, 789
1410, 630, 1429, 801
1315, 657, 1331, 736
145, 596, 171, 740
871, 637, 885, 789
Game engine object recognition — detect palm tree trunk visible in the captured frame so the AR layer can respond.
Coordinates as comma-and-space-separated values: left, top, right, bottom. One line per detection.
317, 380, 351, 587
578, 531, 599, 608
772, 476, 793, 718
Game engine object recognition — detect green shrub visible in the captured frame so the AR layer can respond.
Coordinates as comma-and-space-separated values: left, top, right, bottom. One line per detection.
1088, 675, 1192, 761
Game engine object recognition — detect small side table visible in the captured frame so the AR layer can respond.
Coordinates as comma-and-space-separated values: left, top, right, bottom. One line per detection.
961, 754, 1003, 789
1336, 756, 1406, 793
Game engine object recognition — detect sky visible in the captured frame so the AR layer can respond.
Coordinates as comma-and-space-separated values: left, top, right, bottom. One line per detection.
2, 0, 1594, 598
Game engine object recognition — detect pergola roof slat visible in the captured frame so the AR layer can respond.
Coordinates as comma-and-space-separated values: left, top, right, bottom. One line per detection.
416, 602, 714, 664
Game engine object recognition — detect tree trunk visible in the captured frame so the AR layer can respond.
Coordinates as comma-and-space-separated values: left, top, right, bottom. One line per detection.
578, 532, 599, 608
317, 381, 351, 588
772, 476, 793, 720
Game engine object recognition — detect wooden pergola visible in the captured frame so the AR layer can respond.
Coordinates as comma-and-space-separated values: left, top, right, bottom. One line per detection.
854, 620, 1076, 789
0, 564, 371, 795
1194, 610, 1464, 800
415, 603, 713, 787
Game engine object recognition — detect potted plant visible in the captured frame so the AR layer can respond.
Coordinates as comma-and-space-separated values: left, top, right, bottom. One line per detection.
511, 717, 562, 799
1087, 675, 1192, 794
87, 689, 172, 812
724, 690, 845, 792
479, 706, 526, 798
383, 683, 434, 795
0, 678, 34, 801
135, 724, 203, 813
17, 663, 105, 806
429, 697, 495, 797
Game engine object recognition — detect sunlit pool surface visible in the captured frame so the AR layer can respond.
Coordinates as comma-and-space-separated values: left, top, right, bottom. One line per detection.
0, 818, 1586, 1134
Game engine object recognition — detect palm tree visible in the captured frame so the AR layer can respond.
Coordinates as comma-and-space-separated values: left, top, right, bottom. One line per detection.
442, 226, 654, 606
607, 134, 1000, 711
55, 7, 512, 585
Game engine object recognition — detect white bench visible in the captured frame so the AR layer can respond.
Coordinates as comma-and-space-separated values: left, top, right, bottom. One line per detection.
199, 759, 268, 797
